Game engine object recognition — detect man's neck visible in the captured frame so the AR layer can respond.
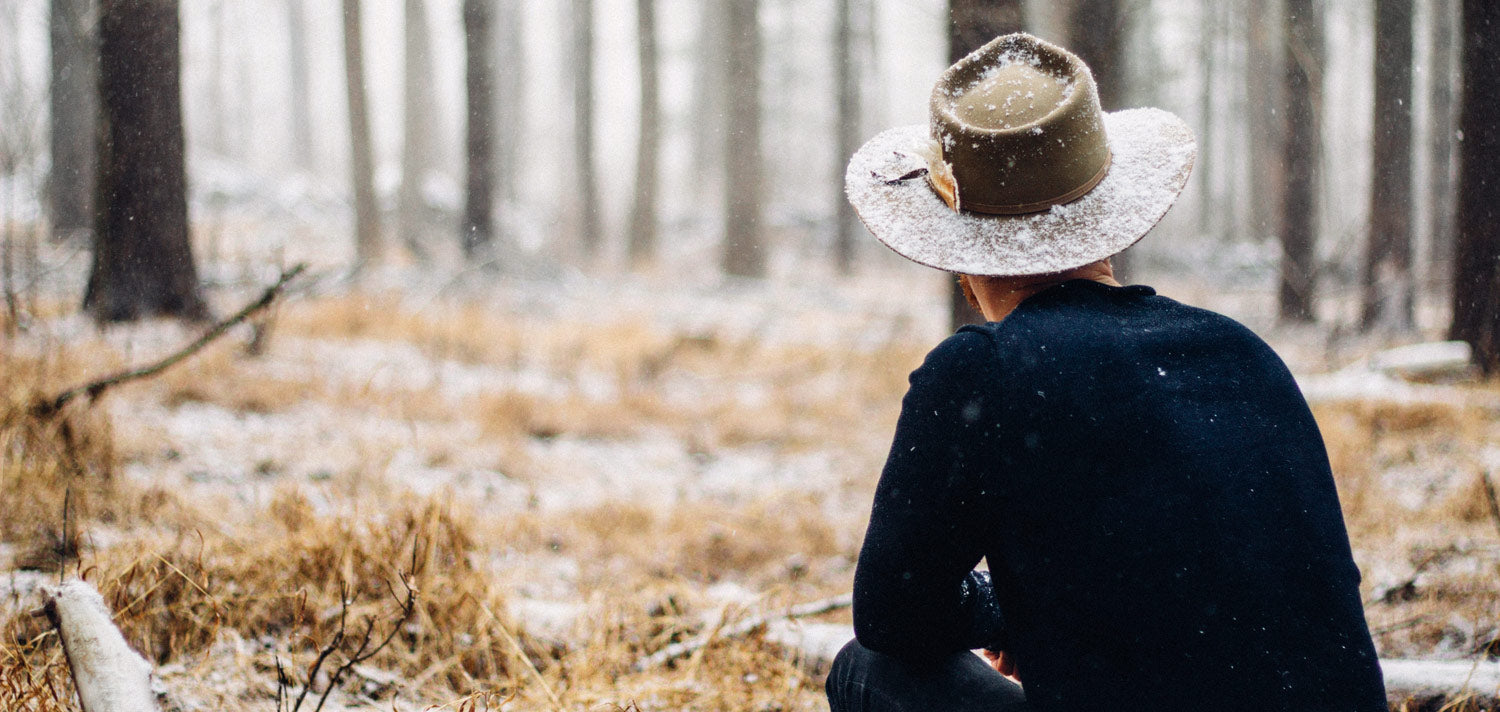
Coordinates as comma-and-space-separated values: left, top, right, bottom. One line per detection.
972, 263, 1120, 322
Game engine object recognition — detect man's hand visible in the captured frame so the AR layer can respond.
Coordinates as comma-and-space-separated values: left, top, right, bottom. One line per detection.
982, 648, 1020, 681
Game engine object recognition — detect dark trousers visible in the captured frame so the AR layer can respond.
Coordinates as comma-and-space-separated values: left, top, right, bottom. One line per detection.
826, 639, 1031, 712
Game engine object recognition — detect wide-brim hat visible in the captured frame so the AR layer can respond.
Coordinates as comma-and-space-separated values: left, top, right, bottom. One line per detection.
846, 33, 1196, 277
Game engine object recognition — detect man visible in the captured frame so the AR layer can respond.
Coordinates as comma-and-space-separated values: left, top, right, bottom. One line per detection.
827, 34, 1386, 711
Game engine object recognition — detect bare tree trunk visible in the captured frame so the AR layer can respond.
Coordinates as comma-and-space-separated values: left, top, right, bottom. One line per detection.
1449, 0, 1500, 372
1278, 0, 1322, 323
495, 0, 522, 208
396, 0, 438, 259
49, 0, 97, 238
398, 0, 436, 260
1196, 0, 1220, 241
691, 1, 727, 205
1427, 0, 1459, 285
722, 0, 765, 278
207, 0, 227, 157
86, 0, 207, 323
1245, 0, 1285, 243
1066, 0, 1126, 110
463, 0, 495, 260
946, 0, 1023, 329
628, 0, 659, 267
1361, 0, 1416, 331
572, 0, 600, 258
342, 0, 380, 268
285, 0, 314, 172
833, 0, 867, 275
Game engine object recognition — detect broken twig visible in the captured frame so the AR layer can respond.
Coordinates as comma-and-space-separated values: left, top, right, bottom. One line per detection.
33, 264, 307, 419
633, 593, 853, 672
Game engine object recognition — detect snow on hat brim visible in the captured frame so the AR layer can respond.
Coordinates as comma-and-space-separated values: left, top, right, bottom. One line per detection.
845, 108, 1196, 277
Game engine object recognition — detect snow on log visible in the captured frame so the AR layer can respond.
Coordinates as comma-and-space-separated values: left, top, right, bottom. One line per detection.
1381, 658, 1500, 703
40, 579, 161, 712
1369, 341, 1474, 380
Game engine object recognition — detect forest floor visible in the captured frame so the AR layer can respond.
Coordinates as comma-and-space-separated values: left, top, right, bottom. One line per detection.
2, 234, 1499, 711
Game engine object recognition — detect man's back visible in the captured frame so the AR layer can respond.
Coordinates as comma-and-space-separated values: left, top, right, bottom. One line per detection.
851, 280, 1386, 711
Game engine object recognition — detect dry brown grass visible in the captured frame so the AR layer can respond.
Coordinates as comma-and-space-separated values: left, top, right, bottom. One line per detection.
7, 289, 1500, 711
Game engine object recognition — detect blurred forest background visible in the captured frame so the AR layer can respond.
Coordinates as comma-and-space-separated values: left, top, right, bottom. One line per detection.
2, 0, 1500, 711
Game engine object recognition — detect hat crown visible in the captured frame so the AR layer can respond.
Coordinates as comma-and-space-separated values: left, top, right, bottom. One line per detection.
928, 34, 1111, 215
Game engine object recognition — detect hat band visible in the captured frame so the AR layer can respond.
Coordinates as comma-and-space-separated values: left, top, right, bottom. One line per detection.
928, 149, 1113, 216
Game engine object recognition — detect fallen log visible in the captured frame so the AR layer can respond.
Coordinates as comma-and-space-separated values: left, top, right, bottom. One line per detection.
1382, 658, 1500, 708
38, 579, 161, 712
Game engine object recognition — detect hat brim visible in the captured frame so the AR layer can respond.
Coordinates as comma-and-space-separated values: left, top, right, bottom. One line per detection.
845, 108, 1196, 277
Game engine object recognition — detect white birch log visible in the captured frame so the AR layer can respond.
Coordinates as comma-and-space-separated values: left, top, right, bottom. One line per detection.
40, 579, 161, 712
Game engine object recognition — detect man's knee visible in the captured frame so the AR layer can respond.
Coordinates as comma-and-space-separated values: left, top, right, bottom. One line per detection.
826, 638, 871, 711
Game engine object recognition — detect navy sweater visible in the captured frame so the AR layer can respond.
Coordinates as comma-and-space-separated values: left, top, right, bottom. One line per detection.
852, 280, 1386, 711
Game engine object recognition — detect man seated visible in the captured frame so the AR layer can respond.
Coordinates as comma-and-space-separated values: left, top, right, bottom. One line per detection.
828, 33, 1386, 712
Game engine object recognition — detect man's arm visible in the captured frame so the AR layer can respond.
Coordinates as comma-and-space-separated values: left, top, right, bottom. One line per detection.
852, 328, 1007, 659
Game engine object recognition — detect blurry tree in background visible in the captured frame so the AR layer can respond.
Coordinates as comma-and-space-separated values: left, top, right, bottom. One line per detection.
1064, 0, 1126, 110
1426, 0, 1459, 283
572, 0, 599, 259
1450, 0, 1500, 372
463, 0, 495, 260
1360, 0, 1415, 332
495, 0, 524, 214
1277, 0, 1322, 323
285, 0, 314, 173
1244, 0, 1285, 244
628, 0, 659, 267
48, 0, 97, 239
398, 0, 437, 260
722, 0, 765, 278
691, 2, 727, 210
342, 0, 381, 268
946, 0, 1023, 329
833, 0, 868, 275
86, 0, 207, 323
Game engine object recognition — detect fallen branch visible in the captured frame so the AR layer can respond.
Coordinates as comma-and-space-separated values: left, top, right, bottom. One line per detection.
38, 579, 161, 712
633, 593, 852, 672
1480, 470, 1500, 542
33, 264, 307, 419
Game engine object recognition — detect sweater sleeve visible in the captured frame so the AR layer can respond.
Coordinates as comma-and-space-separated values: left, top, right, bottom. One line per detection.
852, 328, 1007, 659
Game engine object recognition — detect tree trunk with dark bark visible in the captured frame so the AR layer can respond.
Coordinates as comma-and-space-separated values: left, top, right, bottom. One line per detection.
463, 0, 495, 260
85, 0, 207, 323
572, 0, 600, 258
1277, 0, 1322, 323
946, 0, 1023, 329
1361, 0, 1416, 331
342, 0, 381, 268
399, 0, 437, 260
628, 0, 659, 267
1449, 0, 1500, 372
722, 0, 765, 278
49, 0, 98, 238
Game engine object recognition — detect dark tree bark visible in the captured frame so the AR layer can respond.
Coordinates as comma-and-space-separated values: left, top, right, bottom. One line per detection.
1277, 0, 1323, 323
49, 0, 98, 238
342, 0, 381, 267
722, 0, 765, 278
833, 0, 868, 275
399, 0, 437, 260
628, 0, 659, 267
462, 0, 495, 260
946, 0, 1023, 329
1245, 0, 1285, 243
1065, 0, 1126, 110
1427, 0, 1459, 281
572, 0, 600, 258
1361, 0, 1416, 331
85, 0, 207, 323
285, 0, 314, 171
1449, 0, 1500, 372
